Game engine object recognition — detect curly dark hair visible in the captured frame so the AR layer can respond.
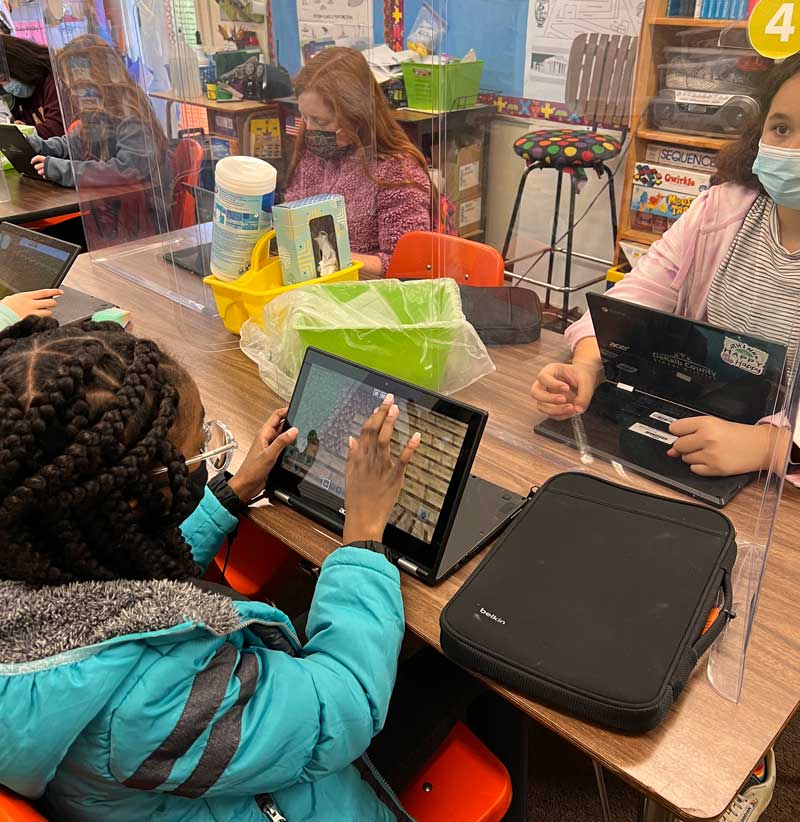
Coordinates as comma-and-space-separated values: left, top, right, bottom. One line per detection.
715, 54, 800, 191
0, 317, 202, 584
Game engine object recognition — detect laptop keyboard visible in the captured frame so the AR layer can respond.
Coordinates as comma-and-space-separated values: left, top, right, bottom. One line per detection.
595, 383, 697, 426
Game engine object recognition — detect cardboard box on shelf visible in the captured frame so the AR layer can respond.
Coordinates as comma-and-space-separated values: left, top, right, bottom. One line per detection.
633, 162, 712, 196
456, 196, 482, 236
632, 184, 694, 222
434, 139, 482, 201
644, 142, 718, 172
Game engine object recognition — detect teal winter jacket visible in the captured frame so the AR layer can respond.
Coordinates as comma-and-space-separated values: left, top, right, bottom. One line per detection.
0, 488, 405, 821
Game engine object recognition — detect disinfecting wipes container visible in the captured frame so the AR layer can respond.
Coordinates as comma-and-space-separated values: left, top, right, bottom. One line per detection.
210, 156, 277, 282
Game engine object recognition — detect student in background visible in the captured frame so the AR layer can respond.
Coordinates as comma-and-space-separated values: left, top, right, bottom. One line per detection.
0, 34, 64, 139
285, 47, 431, 276
533, 55, 800, 484
0, 317, 420, 822
0, 288, 61, 325
27, 35, 171, 245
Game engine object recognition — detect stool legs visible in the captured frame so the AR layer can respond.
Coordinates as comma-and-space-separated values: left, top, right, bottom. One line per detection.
501, 164, 537, 264
603, 163, 619, 245
561, 173, 579, 331
545, 170, 565, 311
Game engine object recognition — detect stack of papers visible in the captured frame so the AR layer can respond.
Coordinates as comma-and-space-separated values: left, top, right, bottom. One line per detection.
362, 44, 418, 84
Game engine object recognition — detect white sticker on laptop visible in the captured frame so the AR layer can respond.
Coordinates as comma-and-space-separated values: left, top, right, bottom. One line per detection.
629, 422, 677, 445
721, 336, 768, 376
650, 411, 676, 424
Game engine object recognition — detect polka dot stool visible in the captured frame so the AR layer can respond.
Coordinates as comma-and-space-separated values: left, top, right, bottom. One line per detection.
501, 128, 622, 331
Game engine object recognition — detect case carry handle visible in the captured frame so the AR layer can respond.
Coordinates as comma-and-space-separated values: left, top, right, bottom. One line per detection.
692, 567, 734, 659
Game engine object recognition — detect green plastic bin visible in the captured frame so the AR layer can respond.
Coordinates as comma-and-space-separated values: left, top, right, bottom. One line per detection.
401, 60, 484, 112
291, 280, 461, 390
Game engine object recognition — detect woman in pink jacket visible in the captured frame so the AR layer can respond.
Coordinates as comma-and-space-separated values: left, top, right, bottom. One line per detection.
533, 54, 800, 481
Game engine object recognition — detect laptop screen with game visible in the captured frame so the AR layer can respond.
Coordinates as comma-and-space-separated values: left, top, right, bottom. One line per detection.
268, 348, 488, 571
0, 222, 80, 299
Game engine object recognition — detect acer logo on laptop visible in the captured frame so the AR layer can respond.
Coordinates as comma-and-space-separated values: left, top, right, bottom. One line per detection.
477, 606, 506, 626
608, 341, 630, 351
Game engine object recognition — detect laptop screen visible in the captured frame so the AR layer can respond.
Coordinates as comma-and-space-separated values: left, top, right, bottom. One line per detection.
0, 223, 80, 299
271, 348, 487, 569
588, 293, 788, 424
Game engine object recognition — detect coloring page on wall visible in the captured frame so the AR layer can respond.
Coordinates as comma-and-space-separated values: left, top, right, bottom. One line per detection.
524, 0, 645, 101
296, 0, 373, 63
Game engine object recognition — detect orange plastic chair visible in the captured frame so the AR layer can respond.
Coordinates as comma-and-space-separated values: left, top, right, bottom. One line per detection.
385, 231, 505, 287
171, 132, 205, 230
0, 787, 47, 822
209, 517, 298, 601
399, 722, 512, 822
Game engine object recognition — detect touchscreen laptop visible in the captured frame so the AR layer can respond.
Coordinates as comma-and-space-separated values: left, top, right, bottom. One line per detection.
535, 293, 788, 507
267, 348, 528, 584
0, 222, 111, 324
0, 123, 44, 180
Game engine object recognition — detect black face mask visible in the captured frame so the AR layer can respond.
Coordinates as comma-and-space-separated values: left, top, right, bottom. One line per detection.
305, 129, 350, 161
186, 462, 209, 508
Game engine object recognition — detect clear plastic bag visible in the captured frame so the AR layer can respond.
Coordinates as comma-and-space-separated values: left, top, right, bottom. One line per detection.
240, 279, 495, 399
407, 1, 447, 57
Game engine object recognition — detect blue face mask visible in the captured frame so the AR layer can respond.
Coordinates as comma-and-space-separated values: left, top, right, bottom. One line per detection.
2, 78, 35, 98
753, 141, 800, 211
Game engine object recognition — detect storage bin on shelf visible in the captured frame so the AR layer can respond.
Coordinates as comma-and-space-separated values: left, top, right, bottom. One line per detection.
401, 60, 484, 112
203, 229, 362, 334
660, 48, 767, 94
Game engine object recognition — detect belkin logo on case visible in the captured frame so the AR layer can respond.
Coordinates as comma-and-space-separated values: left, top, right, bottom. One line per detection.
477, 606, 506, 626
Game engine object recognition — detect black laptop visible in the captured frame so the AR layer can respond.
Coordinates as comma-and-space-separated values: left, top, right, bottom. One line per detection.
0, 123, 45, 180
267, 348, 528, 584
535, 293, 788, 507
0, 222, 112, 324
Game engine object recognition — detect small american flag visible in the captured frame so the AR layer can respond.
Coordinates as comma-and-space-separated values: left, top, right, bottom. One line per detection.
284, 115, 301, 137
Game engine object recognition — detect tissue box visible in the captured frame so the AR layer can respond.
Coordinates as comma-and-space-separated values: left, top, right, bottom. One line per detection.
273, 195, 352, 285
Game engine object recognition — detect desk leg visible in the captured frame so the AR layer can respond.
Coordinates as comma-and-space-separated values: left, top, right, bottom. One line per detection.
469, 695, 530, 822
592, 761, 612, 822
638, 796, 678, 822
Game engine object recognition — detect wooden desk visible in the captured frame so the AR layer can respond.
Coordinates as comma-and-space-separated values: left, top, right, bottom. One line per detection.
0, 172, 80, 223
67, 248, 800, 822
150, 90, 276, 152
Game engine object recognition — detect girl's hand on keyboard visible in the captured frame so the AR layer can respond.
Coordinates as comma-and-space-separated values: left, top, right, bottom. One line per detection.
1, 289, 63, 320
667, 417, 788, 476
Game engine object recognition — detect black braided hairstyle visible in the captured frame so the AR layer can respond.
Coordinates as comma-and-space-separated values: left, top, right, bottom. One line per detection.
0, 317, 202, 584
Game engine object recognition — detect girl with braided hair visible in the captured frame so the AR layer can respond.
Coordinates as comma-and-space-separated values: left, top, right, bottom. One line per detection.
0, 317, 420, 821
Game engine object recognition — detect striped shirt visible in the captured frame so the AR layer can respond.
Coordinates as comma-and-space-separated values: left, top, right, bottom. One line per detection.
707, 195, 800, 372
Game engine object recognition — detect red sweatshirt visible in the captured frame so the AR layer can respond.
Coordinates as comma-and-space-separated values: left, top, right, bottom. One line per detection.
11, 73, 64, 139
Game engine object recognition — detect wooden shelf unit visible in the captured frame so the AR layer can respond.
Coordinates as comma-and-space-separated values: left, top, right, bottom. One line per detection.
617, 0, 755, 265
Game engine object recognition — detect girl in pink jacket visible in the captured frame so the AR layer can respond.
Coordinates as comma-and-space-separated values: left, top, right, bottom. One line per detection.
533, 54, 800, 481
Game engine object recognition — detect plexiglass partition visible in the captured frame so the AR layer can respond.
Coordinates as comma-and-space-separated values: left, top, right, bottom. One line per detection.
35, 0, 452, 352
19, 0, 796, 704
491, 0, 799, 704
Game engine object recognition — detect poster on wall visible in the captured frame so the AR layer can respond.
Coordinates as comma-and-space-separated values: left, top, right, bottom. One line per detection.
524, 0, 645, 101
296, 0, 373, 62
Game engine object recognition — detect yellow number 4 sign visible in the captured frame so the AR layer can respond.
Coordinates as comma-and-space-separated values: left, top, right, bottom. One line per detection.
749, 0, 800, 59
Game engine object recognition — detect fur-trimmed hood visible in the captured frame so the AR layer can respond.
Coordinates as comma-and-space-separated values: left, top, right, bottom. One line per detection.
0, 579, 244, 666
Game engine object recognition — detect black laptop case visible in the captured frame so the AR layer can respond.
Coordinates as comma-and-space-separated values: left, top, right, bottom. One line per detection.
440, 472, 737, 733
